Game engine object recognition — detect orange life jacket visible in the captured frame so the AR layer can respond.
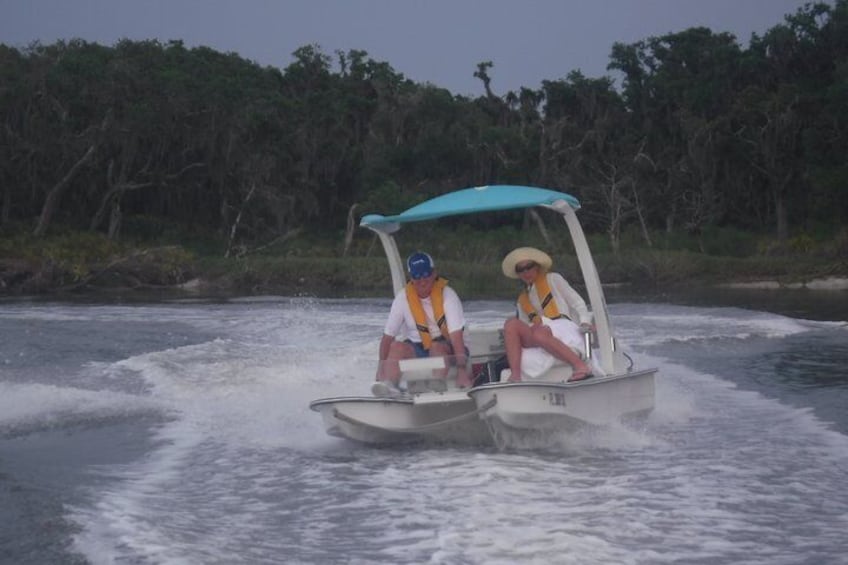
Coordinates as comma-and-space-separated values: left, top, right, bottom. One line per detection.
405, 277, 450, 349
518, 273, 567, 322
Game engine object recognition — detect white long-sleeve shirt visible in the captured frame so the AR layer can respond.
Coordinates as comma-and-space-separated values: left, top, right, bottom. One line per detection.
515, 272, 591, 325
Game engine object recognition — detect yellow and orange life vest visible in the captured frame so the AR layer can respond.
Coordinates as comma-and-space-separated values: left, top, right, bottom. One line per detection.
405, 277, 450, 349
518, 273, 568, 322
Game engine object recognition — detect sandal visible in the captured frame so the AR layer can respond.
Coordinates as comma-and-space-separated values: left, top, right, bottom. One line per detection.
567, 370, 593, 382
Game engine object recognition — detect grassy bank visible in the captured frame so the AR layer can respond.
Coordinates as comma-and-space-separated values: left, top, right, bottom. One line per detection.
193, 248, 848, 298
1, 226, 846, 298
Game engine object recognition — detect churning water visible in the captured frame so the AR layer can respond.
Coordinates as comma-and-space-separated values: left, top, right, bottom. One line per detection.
1, 295, 847, 564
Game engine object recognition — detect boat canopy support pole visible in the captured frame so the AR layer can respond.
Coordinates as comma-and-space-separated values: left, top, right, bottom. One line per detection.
366, 225, 406, 295
555, 202, 626, 375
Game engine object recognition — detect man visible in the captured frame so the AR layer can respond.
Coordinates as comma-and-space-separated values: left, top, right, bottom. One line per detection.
373, 251, 471, 397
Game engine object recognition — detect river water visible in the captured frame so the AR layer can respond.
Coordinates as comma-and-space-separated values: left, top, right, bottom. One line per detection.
1, 291, 847, 564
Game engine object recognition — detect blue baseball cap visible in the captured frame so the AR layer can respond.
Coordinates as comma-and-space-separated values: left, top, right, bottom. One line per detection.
407, 252, 435, 280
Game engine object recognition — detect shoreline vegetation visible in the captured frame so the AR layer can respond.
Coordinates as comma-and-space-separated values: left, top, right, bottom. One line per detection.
3, 5, 847, 305
2, 230, 846, 300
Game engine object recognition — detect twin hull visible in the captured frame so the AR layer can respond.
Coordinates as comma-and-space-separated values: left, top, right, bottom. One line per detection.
310, 370, 656, 448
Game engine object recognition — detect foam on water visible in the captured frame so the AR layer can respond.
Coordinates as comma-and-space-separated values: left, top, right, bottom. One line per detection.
0, 382, 163, 437
3, 299, 847, 563
611, 303, 837, 348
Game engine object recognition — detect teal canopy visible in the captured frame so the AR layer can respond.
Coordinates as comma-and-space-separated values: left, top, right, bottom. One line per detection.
360, 185, 580, 227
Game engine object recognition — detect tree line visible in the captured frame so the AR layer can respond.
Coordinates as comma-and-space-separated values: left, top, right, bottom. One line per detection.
1, 1, 845, 258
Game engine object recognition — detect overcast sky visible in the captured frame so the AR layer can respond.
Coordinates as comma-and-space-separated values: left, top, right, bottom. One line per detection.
0, 0, 819, 96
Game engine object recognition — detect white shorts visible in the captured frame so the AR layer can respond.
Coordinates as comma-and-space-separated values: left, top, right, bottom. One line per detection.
520, 317, 584, 379
543, 317, 583, 350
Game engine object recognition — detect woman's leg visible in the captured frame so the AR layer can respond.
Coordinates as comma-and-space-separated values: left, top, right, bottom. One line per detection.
504, 317, 532, 381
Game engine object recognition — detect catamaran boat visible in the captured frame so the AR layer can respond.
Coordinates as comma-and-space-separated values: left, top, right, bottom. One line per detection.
309, 185, 656, 449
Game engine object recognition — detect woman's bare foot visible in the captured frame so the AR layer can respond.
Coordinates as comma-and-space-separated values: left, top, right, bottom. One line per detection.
567, 368, 593, 382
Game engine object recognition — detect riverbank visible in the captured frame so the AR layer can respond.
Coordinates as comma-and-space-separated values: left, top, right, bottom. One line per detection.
719, 276, 848, 290
2, 240, 847, 300
3, 260, 847, 326
3, 253, 848, 300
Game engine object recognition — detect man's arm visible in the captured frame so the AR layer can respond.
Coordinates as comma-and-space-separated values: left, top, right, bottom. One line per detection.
449, 329, 471, 387
443, 286, 472, 386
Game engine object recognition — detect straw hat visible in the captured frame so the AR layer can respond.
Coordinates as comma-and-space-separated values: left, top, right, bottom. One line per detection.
501, 247, 552, 279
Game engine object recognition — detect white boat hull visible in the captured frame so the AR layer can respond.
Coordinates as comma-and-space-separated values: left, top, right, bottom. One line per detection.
309, 393, 492, 446
467, 369, 656, 449
310, 369, 655, 448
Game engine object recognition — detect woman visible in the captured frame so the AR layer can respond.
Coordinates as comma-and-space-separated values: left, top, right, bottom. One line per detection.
501, 247, 593, 382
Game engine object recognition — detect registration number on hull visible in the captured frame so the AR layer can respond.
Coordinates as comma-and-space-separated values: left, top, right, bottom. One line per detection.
547, 392, 566, 407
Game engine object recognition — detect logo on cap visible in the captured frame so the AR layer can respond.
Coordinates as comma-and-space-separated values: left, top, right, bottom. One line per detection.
407, 252, 434, 280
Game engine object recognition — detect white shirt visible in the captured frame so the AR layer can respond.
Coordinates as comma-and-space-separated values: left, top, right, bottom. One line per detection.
383, 284, 466, 343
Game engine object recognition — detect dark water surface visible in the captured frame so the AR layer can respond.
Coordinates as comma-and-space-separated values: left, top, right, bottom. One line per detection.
609, 284, 848, 322
1, 291, 846, 564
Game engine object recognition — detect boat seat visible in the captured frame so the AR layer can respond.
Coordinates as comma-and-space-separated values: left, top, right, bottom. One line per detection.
464, 327, 505, 359
499, 364, 574, 383
499, 343, 587, 382
497, 322, 597, 382
399, 356, 454, 394
464, 328, 507, 384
